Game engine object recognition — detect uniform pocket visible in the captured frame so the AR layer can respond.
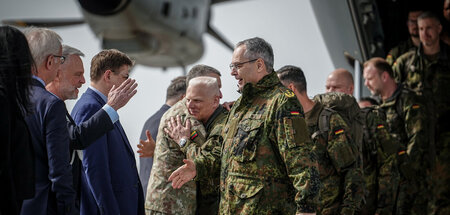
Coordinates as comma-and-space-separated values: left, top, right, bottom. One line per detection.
232, 119, 263, 162
226, 180, 264, 214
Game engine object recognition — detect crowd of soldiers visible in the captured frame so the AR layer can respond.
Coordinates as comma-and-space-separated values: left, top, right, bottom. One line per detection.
142, 8, 449, 215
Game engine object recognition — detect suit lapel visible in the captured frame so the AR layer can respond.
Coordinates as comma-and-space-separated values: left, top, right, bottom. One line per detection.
85, 88, 135, 159
115, 121, 135, 158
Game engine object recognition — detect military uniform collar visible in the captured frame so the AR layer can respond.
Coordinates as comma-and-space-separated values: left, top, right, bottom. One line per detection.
385, 84, 403, 103
204, 105, 225, 132
304, 102, 323, 127
241, 71, 279, 99
417, 41, 450, 60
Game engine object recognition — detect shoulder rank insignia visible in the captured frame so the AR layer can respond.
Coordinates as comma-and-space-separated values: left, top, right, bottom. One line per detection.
190, 130, 198, 140
284, 90, 295, 98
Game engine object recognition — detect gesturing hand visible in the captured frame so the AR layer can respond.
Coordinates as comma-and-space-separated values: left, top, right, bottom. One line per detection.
107, 78, 138, 111
164, 115, 191, 144
137, 130, 156, 157
168, 159, 197, 189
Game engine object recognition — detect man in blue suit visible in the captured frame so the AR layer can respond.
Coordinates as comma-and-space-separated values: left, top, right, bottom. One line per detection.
46, 45, 139, 210
71, 49, 144, 215
21, 28, 78, 215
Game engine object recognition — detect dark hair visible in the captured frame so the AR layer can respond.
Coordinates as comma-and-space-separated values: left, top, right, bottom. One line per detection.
418, 11, 441, 24
364, 57, 394, 78
359, 97, 379, 106
186, 64, 221, 86
236, 37, 274, 72
166, 76, 187, 101
276, 65, 307, 93
0, 26, 35, 116
90, 49, 133, 82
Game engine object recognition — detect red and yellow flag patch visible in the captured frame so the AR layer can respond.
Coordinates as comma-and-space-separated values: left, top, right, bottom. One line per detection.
290, 111, 300, 115
398, 150, 406, 155
377, 124, 384, 129
412, 104, 420, 109
190, 131, 198, 140
334, 129, 344, 135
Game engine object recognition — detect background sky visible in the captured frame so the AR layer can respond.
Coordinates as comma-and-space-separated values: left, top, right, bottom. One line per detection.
0, 0, 335, 167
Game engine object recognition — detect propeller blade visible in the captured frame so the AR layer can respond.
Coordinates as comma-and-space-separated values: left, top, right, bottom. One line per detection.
207, 24, 234, 51
2, 18, 85, 28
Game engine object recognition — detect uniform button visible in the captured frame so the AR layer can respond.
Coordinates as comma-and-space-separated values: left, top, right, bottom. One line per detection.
234, 114, 239, 118
240, 194, 246, 198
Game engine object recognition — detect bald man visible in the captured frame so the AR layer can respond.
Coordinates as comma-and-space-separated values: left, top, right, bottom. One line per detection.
325, 68, 354, 95
325, 69, 400, 214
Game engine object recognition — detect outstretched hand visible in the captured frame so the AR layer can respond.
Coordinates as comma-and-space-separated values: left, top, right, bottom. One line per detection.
137, 130, 156, 157
168, 159, 197, 189
107, 78, 138, 111
164, 115, 191, 144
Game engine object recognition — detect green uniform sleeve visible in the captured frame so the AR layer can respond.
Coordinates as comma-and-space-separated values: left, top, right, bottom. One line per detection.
326, 113, 364, 214
274, 99, 320, 213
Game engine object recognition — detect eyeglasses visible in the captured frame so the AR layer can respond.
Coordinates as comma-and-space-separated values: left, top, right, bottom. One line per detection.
229, 59, 258, 70
53, 55, 66, 64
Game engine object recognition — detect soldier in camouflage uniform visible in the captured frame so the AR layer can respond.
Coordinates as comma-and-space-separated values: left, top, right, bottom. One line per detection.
277, 65, 364, 214
145, 66, 222, 215
364, 57, 430, 215
163, 76, 229, 215
392, 12, 450, 214
169, 37, 320, 215
386, 9, 423, 65
326, 68, 400, 214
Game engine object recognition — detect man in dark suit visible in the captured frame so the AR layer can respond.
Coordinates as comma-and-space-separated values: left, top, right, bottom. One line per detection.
139, 75, 186, 198
71, 49, 144, 215
21, 28, 77, 215
46, 45, 139, 209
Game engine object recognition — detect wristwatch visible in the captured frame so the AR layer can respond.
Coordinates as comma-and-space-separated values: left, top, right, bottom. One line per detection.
179, 138, 187, 147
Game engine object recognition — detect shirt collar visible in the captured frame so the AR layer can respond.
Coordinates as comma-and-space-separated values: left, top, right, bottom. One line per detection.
32, 75, 46, 87
89, 86, 107, 103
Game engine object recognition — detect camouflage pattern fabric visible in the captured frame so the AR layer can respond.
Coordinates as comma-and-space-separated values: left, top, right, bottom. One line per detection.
145, 98, 207, 215
305, 102, 364, 215
379, 85, 429, 215
386, 38, 416, 66
198, 72, 320, 214
181, 106, 229, 215
360, 107, 400, 215
392, 42, 450, 214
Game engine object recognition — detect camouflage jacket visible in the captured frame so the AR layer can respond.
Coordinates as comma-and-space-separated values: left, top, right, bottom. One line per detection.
360, 107, 400, 215
145, 98, 207, 215
393, 42, 450, 154
198, 72, 320, 214
305, 102, 363, 215
379, 85, 430, 173
181, 105, 229, 214
386, 38, 416, 66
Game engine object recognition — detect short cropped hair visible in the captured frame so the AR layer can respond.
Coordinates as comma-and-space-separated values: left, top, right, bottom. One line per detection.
277, 65, 307, 93
418, 11, 441, 24
359, 97, 379, 106
236, 37, 274, 72
186, 64, 221, 86
364, 57, 394, 78
90, 49, 133, 82
188, 76, 220, 97
62, 45, 84, 64
166, 76, 187, 101
23, 27, 62, 68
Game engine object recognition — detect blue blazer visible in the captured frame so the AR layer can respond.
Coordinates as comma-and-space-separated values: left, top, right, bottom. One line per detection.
71, 87, 144, 215
22, 79, 77, 215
